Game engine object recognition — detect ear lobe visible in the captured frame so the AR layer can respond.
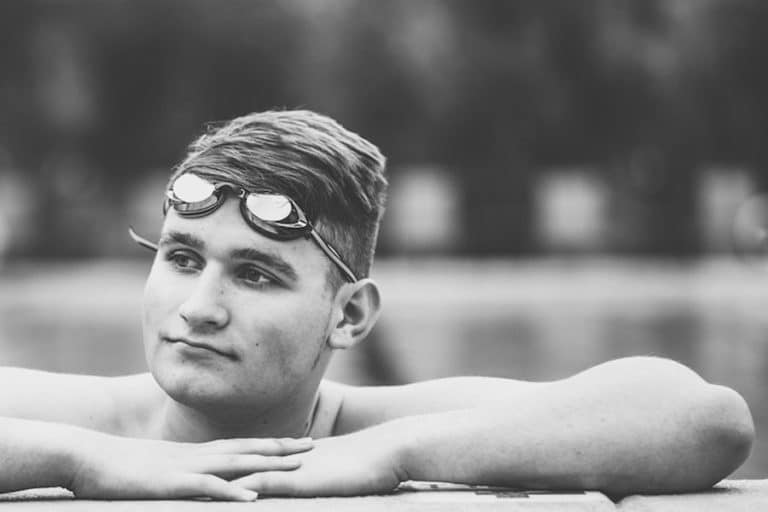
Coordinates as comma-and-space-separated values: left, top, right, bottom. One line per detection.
328, 279, 381, 350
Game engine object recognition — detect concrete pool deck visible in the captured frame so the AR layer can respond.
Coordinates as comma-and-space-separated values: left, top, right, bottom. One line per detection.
1, 480, 767, 511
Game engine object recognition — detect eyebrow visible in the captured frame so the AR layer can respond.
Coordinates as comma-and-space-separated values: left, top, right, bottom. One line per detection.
230, 247, 298, 281
159, 231, 205, 251
159, 230, 299, 281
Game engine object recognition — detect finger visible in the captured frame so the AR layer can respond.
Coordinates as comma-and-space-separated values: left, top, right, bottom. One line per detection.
234, 471, 297, 497
174, 474, 259, 502
191, 454, 303, 478
199, 437, 314, 456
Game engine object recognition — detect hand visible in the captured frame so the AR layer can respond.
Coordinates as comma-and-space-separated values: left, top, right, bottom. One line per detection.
233, 431, 405, 497
68, 432, 314, 501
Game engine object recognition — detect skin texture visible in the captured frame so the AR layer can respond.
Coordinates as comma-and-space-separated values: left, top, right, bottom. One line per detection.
0, 197, 756, 499
142, 198, 339, 439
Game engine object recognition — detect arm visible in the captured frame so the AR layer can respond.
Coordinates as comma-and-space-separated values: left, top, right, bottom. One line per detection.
394, 359, 753, 495
0, 368, 311, 500
236, 357, 754, 496
0, 415, 317, 499
0, 416, 83, 492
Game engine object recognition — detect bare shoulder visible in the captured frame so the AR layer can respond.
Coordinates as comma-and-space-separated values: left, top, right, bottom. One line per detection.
328, 376, 544, 436
310, 379, 347, 439
0, 367, 161, 436
0, 366, 118, 430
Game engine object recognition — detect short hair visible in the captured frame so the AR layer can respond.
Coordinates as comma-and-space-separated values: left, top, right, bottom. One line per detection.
167, 110, 388, 287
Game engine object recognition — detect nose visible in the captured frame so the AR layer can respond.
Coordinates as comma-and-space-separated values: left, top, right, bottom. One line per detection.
178, 267, 230, 331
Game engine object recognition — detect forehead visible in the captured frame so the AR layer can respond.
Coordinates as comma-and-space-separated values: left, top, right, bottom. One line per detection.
161, 198, 330, 282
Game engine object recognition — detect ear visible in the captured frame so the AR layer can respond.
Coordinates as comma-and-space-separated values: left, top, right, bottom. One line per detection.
328, 278, 382, 350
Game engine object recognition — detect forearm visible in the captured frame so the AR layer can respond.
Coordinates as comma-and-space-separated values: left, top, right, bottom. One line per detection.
0, 416, 83, 492
372, 362, 753, 495
384, 406, 668, 493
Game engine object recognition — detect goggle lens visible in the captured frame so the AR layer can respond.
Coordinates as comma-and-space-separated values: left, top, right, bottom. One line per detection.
172, 173, 217, 203
245, 193, 293, 222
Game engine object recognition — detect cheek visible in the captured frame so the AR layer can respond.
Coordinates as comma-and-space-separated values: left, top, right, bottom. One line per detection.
142, 263, 182, 339
242, 299, 331, 375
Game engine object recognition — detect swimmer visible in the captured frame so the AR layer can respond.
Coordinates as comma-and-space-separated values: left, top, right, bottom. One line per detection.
0, 110, 754, 500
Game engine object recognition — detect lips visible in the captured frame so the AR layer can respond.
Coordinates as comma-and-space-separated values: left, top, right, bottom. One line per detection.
163, 336, 235, 359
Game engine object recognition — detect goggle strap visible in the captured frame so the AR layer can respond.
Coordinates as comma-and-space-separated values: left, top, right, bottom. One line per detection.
308, 230, 358, 283
128, 226, 158, 252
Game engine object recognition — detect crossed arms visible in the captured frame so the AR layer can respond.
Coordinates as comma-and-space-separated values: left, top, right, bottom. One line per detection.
0, 357, 754, 499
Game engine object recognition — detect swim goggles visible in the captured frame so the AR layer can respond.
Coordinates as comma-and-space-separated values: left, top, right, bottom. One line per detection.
129, 172, 358, 283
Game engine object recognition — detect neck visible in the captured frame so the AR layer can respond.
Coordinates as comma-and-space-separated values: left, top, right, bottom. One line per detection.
158, 389, 320, 442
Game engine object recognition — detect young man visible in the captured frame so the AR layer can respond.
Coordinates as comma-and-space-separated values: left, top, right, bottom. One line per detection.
0, 110, 755, 501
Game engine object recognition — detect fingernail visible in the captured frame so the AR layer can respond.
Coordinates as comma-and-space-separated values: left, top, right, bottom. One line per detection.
284, 456, 302, 466
243, 491, 259, 501
295, 437, 314, 447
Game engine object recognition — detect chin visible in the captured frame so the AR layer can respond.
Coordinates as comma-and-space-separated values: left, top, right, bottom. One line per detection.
153, 360, 285, 416
150, 360, 232, 407
163, 379, 245, 413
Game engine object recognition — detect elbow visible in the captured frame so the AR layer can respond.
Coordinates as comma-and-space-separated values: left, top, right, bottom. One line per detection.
652, 384, 755, 494
606, 384, 754, 497
601, 359, 755, 495
632, 357, 755, 478
695, 385, 754, 485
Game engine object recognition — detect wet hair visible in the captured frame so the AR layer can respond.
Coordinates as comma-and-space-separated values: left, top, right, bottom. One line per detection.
168, 110, 388, 288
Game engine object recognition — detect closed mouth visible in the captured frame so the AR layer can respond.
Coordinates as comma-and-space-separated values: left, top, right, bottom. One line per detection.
163, 336, 235, 359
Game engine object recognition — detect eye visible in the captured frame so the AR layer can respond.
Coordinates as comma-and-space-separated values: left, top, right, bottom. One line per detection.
236, 265, 275, 287
165, 250, 202, 272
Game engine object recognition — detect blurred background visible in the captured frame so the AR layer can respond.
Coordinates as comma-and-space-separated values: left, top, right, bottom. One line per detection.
1, 0, 768, 477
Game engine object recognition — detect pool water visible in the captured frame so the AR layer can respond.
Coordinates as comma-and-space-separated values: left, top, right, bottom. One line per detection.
1, 258, 766, 478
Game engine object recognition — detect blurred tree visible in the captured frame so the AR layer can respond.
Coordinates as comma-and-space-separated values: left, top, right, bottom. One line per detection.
693, 0, 768, 190
1, 0, 767, 257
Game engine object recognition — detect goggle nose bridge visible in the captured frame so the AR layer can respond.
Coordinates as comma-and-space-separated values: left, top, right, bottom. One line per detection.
163, 183, 252, 216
